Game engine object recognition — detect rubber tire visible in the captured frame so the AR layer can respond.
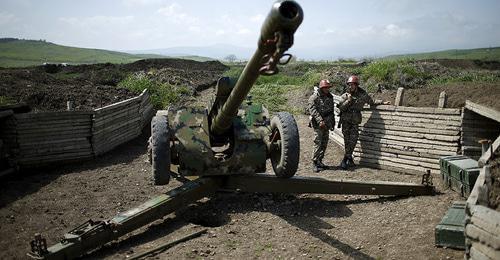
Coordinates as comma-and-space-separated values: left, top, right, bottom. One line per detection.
151, 115, 171, 185
270, 112, 300, 178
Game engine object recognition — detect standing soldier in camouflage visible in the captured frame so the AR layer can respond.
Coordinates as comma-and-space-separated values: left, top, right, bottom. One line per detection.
337, 75, 390, 170
308, 79, 335, 173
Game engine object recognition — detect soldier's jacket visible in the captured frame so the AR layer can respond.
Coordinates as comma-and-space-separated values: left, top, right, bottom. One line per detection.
338, 87, 382, 125
308, 87, 335, 129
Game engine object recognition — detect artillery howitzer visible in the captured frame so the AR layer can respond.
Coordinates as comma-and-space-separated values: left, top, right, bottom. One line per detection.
28, 1, 434, 259
149, 0, 304, 185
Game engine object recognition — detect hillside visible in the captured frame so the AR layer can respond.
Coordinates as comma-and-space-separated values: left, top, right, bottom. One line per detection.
0, 38, 167, 67
383, 46, 500, 61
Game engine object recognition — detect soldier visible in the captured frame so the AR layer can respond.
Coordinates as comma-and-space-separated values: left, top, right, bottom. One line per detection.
308, 79, 335, 173
337, 75, 390, 170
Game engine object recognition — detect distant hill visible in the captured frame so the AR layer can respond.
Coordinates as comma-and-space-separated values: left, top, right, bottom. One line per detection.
0, 38, 169, 67
383, 47, 500, 61
128, 44, 253, 61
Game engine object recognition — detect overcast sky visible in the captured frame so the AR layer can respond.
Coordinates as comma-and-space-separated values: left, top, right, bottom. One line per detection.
1, 0, 500, 59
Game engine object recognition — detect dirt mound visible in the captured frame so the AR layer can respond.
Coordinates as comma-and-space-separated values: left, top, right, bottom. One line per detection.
428, 59, 500, 70
489, 152, 500, 211
0, 59, 228, 111
372, 82, 500, 111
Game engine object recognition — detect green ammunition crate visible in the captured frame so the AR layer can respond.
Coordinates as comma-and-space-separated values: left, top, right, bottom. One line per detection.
435, 201, 466, 249
439, 155, 479, 197
461, 167, 480, 196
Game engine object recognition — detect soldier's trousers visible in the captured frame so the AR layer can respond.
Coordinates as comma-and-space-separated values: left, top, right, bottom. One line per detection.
312, 127, 329, 162
342, 122, 359, 157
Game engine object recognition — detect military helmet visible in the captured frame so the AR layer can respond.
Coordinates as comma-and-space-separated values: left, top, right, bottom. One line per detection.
319, 79, 332, 88
347, 75, 359, 85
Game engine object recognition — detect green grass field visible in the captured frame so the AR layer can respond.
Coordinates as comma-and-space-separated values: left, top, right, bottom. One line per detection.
0, 38, 208, 67
383, 47, 500, 61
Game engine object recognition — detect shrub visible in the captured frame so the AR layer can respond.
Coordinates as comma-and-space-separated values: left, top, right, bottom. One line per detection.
0, 96, 15, 106
118, 73, 189, 109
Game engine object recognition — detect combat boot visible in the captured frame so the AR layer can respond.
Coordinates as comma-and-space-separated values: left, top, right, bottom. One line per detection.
312, 161, 322, 173
340, 157, 348, 170
346, 155, 355, 168
317, 161, 327, 169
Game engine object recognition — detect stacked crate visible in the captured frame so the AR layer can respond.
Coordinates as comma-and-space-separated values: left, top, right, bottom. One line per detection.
439, 155, 480, 197
435, 201, 466, 249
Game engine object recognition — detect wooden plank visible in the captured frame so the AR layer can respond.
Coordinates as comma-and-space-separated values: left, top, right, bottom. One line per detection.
92, 121, 141, 142
18, 138, 90, 149
358, 135, 459, 152
362, 110, 462, 122
20, 144, 92, 156
361, 120, 461, 131
95, 133, 138, 151
353, 152, 440, 170
93, 111, 140, 129
16, 122, 91, 131
466, 224, 500, 250
354, 145, 442, 160
19, 154, 93, 166
359, 131, 459, 147
14, 111, 93, 119
19, 138, 91, 148
353, 147, 440, 164
470, 205, 500, 239
93, 114, 140, 131
141, 105, 154, 123
140, 103, 154, 115
94, 96, 141, 113
140, 93, 151, 106
0, 109, 14, 119
360, 113, 462, 126
17, 132, 91, 143
94, 131, 139, 154
17, 128, 91, 137
17, 125, 91, 134
355, 158, 440, 175
359, 127, 459, 142
16, 118, 91, 127
94, 103, 140, 119
355, 140, 457, 156
93, 125, 141, 145
94, 128, 140, 146
19, 150, 92, 162
94, 103, 139, 123
92, 117, 141, 136
470, 244, 498, 260
138, 88, 149, 98
359, 123, 460, 136
364, 105, 461, 115
0, 168, 15, 178
465, 100, 500, 123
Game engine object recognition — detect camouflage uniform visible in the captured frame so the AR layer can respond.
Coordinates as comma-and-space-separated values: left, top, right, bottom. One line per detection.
338, 87, 382, 161
308, 87, 335, 164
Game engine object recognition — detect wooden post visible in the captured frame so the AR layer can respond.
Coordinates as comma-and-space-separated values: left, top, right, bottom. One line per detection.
438, 91, 447, 108
394, 87, 404, 106
67, 101, 74, 111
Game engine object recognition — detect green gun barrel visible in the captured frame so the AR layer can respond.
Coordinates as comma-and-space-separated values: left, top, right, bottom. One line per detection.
210, 0, 303, 136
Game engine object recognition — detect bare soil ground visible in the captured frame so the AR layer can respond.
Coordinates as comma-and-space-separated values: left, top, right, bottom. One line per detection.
0, 115, 464, 260
372, 82, 500, 111
0, 59, 227, 111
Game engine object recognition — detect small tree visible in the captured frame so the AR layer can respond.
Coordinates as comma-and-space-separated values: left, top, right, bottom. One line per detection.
225, 54, 237, 63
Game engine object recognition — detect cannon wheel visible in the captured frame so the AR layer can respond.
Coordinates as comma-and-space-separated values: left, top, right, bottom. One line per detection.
150, 115, 171, 185
270, 112, 300, 178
